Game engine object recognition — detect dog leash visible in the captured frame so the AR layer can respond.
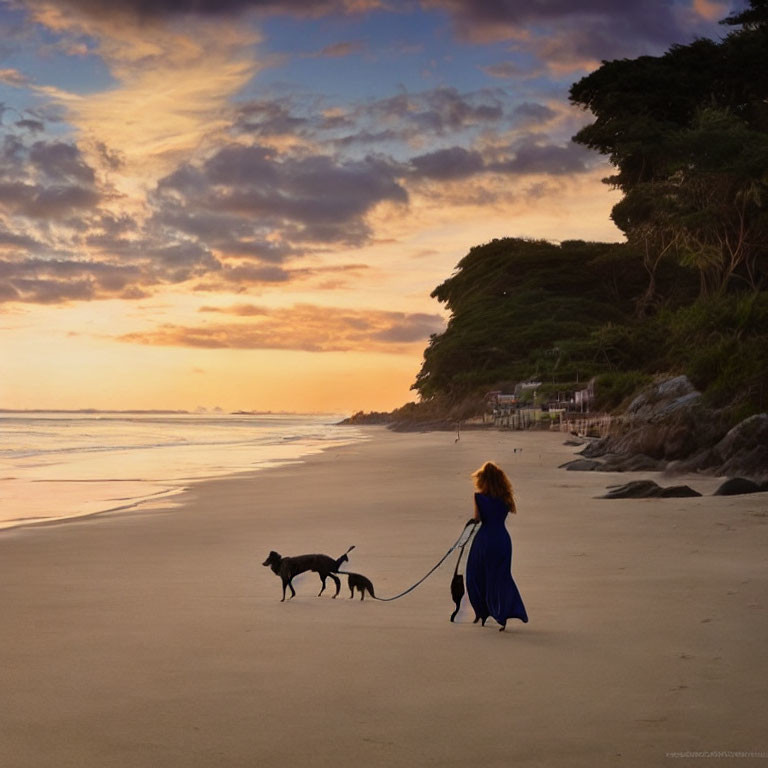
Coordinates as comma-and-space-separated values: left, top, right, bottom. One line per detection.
372, 521, 478, 602
452, 521, 477, 579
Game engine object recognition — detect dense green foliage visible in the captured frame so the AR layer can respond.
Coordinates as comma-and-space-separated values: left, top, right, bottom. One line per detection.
412, 237, 693, 402
570, 2, 768, 298
409, 3, 768, 421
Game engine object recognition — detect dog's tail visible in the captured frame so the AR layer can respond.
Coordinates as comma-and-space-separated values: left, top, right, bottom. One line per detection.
334, 545, 355, 570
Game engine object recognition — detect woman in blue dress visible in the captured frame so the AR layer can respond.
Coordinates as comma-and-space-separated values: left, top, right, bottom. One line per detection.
466, 461, 528, 631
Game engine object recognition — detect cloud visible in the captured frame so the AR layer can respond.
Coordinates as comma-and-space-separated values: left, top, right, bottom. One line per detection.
193, 262, 370, 292
511, 102, 556, 125
152, 143, 408, 254
368, 87, 505, 136
0, 68, 31, 87
233, 86, 508, 149
0, 257, 145, 303
491, 138, 590, 175
410, 146, 485, 180
119, 303, 445, 353
0, 5, 613, 313
0, 228, 43, 251
482, 61, 541, 79
199, 302, 270, 316
0, 133, 105, 225
0, 180, 101, 219
408, 138, 591, 181
27, 0, 383, 21
423, 0, 735, 69
314, 40, 366, 58
29, 141, 96, 183
25, 3, 262, 195
233, 99, 311, 138
15, 119, 46, 133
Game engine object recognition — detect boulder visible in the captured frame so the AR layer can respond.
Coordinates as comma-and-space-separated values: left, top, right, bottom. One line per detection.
600, 479, 701, 499
626, 375, 701, 423
659, 485, 702, 497
567, 378, 766, 482
601, 480, 664, 499
578, 437, 610, 458
601, 453, 665, 472
711, 415, 768, 482
559, 459, 601, 471
714, 477, 764, 496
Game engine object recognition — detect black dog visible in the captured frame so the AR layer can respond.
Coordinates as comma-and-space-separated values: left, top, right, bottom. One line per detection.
449, 572, 465, 622
345, 572, 375, 600
262, 546, 354, 601
450, 521, 477, 622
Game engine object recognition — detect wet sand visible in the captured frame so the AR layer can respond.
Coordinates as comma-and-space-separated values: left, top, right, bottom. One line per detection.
1, 429, 766, 767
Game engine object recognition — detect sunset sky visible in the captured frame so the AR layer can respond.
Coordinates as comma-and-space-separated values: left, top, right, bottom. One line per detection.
0, 0, 736, 412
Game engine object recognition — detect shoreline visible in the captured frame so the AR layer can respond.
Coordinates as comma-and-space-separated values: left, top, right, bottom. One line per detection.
2, 428, 766, 767
0, 419, 369, 533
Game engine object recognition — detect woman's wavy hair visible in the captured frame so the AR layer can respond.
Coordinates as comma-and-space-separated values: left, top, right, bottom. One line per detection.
472, 461, 516, 513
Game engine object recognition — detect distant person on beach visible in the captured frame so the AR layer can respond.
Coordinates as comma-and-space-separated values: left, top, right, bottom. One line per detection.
466, 461, 528, 631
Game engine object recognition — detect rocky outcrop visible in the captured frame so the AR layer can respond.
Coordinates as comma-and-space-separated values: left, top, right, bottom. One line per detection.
576, 376, 766, 482
713, 477, 768, 496
601, 454, 666, 472
600, 480, 701, 499
560, 453, 665, 472
581, 376, 721, 461
668, 413, 768, 482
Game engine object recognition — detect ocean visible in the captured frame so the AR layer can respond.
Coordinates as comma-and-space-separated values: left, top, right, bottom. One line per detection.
0, 412, 367, 530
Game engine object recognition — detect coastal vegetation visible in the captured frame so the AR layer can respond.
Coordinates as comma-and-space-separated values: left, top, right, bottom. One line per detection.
402, 0, 768, 425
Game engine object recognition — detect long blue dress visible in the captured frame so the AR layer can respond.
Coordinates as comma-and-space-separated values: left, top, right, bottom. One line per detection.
466, 492, 528, 626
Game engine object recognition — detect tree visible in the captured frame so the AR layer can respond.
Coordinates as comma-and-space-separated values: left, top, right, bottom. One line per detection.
569, 0, 768, 296
410, 239, 649, 402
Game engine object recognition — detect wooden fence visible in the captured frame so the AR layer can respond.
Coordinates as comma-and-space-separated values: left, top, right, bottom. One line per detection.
556, 414, 613, 437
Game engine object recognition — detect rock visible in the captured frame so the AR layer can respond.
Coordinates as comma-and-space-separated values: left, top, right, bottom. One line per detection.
610, 422, 701, 461
626, 375, 701, 423
711, 415, 768, 482
601, 480, 664, 499
559, 459, 601, 471
578, 437, 610, 458
601, 453, 665, 472
714, 477, 764, 496
600, 479, 701, 499
672, 414, 768, 481
659, 485, 701, 497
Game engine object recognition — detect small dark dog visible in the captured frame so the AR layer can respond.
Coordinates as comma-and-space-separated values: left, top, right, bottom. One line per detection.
449, 572, 465, 622
450, 520, 477, 622
345, 572, 375, 600
262, 546, 354, 601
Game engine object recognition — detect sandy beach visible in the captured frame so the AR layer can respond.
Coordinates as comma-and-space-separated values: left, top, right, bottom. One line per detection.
1, 428, 767, 767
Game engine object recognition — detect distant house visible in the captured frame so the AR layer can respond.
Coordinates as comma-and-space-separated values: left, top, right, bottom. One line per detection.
516, 380, 542, 393
485, 390, 519, 408
573, 378, 596, 411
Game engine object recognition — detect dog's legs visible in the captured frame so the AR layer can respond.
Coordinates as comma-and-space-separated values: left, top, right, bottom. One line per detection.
287, 579, 296, 600
329, 573, 340, 599
360, 589, 364, 601
318, 575, 327, 597
349, 585, 354, 599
